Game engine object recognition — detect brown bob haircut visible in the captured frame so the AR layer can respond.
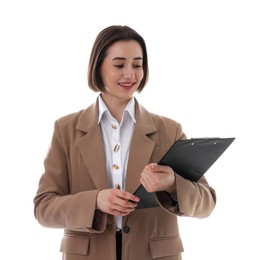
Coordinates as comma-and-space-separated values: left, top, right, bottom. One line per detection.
88, 25, 149, 93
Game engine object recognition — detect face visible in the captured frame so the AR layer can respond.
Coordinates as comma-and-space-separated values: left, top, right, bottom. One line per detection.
100, 40, 144, 104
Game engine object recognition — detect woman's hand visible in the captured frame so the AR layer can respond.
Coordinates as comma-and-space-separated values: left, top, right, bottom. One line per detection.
140, 163, 176, 194
96, 188, 140, 216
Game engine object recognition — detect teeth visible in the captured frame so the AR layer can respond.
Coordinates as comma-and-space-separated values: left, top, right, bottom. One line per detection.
120, 83, 133, 87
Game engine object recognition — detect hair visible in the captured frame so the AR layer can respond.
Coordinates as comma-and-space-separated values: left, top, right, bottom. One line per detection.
88, 25, 149, 93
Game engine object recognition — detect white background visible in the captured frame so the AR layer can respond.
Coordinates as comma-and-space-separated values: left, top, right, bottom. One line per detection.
1, 0, 257, 259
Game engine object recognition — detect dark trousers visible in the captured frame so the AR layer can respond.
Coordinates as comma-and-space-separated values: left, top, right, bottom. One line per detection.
116, 231, 122, 260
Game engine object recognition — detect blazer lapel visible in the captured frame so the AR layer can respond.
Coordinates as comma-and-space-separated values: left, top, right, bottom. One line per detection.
125, 101, 157, 194
77, 101, 110, 190
76, 98, 157, 194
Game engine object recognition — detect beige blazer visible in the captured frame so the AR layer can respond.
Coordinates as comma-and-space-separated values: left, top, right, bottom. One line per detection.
34, 98, 216, 260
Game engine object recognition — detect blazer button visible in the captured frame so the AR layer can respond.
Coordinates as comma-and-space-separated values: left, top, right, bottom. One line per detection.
123, 226, 130, 234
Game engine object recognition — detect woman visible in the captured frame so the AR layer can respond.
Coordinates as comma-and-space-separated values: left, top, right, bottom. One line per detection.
34, 25, 216, 260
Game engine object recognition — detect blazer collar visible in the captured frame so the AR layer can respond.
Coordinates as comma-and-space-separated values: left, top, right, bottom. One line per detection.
76, 97, 157, 134
76, 97, 157, 193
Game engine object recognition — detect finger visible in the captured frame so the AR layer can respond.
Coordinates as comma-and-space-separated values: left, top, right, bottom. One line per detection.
115, 189, 140, 203
111, 198, 137, 216
150, 163, 172, 173
143, 163, 166, 175
97, 189, 137, 216
141, 167, 156, 184
111, 208, 134, 216
113, 196, 138, 210
143, 163, 157, 172
140, 176, 155, 192
113, 203, 136, 214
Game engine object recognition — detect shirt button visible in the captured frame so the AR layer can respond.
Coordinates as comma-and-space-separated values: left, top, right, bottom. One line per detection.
115, 184, 121, 189
112, 164, 119, 170
123, 226, 130, 234
113, 144, 120, 152
111, 124, 117, 129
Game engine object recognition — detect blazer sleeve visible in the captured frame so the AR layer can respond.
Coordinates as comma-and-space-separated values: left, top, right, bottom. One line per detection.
33, 120, 107, 233
156, 174, 216, 218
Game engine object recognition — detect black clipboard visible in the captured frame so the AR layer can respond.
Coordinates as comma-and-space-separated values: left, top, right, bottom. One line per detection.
134, 137, 235, 209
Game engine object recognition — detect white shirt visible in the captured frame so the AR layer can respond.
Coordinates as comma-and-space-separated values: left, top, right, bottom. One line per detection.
98, 95, 136, 229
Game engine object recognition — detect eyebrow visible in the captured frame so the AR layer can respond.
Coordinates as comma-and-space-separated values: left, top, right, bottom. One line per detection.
112, 57, 143, 61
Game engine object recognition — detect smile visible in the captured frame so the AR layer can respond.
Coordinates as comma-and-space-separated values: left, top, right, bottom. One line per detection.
118, 83, 135, 88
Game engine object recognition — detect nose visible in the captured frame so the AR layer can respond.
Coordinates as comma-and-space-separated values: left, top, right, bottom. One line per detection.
123, 66, 135, 79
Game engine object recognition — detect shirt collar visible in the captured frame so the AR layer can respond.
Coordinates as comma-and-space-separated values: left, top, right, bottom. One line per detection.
98, 94, 136, 124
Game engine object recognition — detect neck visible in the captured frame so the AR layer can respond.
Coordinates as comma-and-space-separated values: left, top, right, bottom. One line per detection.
101, 94, 131, 123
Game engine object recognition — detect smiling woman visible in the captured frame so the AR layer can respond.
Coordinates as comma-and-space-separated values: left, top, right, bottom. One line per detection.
33, 25, 216, 260
88, 25, 149, 94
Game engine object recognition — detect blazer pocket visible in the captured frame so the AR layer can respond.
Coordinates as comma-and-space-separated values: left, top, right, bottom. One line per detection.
60, 234, 90, 256
149, 235, 184, 258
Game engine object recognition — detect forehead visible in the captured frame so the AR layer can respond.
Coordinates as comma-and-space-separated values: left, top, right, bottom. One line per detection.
106, 40, 143, 59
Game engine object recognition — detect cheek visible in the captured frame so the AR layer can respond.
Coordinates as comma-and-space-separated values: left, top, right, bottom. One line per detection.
137, 70, 144, 81
101, 70, 119, 86
100, 66, 112, 85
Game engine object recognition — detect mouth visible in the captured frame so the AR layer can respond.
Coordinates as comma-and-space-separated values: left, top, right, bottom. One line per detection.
118, 82, 136, 89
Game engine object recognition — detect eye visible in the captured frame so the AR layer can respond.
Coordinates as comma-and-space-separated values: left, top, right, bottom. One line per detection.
133, 64, 142, 68
114, 64, 124, 68
132, 61, 143, 68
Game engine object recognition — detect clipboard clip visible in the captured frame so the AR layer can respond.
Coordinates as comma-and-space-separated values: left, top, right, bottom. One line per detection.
190, 137, 220, 145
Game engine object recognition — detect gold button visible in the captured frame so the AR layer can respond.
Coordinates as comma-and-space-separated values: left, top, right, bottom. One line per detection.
113, 144, 120, 152
111, 124, 117, 129
112, 164, 119, 170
